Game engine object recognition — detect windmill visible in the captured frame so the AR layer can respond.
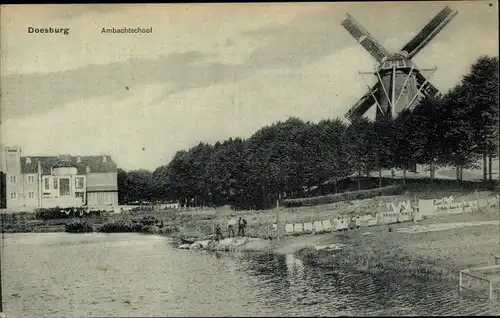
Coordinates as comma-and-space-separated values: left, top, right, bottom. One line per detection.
341, 6, 458, 121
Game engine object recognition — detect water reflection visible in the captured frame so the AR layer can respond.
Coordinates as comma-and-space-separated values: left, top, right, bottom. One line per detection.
285, 253, 305, 278
240, 251, 499, 316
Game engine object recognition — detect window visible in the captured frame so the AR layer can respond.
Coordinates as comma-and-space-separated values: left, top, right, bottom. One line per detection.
75, 192, 85, 204
44, 178, 50, 190
75, 177, 84, 189
9, 176, 16, 183
10, 192, 16, 199
28, 175, 35, 183
28, 192, 35, 199
59, 178, 70, 196
53, 178, 58, 190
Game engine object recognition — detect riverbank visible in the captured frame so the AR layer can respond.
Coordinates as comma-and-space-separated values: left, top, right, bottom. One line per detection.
3, 191, 499, 289
174, 205, 500, 288
2, 189, 498, 272
292, 212, 500, 283
160, 190, 495, 240
175, 205, 499, 287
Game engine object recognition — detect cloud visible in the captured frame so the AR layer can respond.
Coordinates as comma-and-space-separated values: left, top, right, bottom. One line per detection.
0, 45, 374, 170
0, 50, 209, 121
1, 6, 354, 122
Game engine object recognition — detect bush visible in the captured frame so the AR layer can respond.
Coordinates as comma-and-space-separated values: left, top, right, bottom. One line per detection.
97, 215, 162, 233
137, 215, 157, 226
35, 207, 102, 220
65, 219, 94, 233
283, 185, 406, 208
98, 220, 140, 233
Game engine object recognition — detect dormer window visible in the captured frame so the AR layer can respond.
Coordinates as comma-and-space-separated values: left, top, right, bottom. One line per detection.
102, 156, 107, 163
26, 157, 32, 164
77, 156, 81, 163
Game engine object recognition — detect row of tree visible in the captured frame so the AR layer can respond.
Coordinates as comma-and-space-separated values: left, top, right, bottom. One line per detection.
118, 56, 499, 210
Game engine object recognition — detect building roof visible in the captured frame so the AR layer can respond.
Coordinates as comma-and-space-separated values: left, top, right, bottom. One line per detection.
20, 155, 117, 174
53, 159, 78, 168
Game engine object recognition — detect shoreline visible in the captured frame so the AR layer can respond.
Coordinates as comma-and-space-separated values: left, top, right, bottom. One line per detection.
173, 211, 499, 285
2, 192, 498, 286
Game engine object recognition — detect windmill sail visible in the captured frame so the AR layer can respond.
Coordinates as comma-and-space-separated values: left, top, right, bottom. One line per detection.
401, 6, 458, 59
415, 72, 439, 97
341, 14, 391, 62
345, 82, 381, 120
404, 72, 441, 111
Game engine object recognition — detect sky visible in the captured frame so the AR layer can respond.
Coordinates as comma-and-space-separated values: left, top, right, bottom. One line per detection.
1, 2, 498, 171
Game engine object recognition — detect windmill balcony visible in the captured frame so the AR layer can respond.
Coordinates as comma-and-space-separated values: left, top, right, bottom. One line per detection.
378, 53, 416, 71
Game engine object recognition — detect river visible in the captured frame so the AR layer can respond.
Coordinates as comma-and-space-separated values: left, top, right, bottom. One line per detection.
2, 233, 499, 317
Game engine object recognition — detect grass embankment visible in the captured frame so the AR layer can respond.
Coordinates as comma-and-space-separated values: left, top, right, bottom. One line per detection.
170, 188, 496, 240
293, 209, 499, 282
283, 184, 405, 207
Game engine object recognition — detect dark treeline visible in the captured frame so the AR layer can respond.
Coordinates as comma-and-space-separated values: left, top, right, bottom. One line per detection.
118, 56, 499, 210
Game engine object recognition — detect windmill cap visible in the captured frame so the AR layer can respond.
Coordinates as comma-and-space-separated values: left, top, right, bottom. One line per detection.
377, 53, 415, 70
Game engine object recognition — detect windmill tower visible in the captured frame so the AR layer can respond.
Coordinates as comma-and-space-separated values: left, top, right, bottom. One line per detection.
341, 6, 458, 121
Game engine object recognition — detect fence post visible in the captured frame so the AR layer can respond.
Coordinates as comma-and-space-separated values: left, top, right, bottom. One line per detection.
459, 270, 463, 294
489, 281, 493, 301
276, 197, 280, 243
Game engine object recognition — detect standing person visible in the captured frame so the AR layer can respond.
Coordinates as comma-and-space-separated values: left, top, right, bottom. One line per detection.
238, 217, 243, 236
215, 224, 224, 241
227, 216, 236, 238
350, 216, 357, 230
238, 217, 247, 237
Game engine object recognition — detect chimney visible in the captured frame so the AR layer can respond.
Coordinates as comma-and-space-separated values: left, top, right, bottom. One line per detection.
77, 156, 81, 163
102, 156, 107, 163
26, 157, 31, 164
